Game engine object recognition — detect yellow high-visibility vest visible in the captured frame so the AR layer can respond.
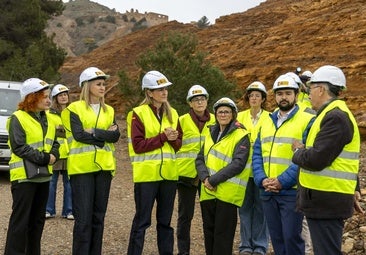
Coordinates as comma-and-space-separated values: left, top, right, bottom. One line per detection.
260, 110, 314, 188
237, 109, 271, 177
176, 113, 215, 178
299, 100, 360, 194
127, 104, 179, 182
7, 111, 56, 181
200, 127, 249, 207
61, 101, 116, 175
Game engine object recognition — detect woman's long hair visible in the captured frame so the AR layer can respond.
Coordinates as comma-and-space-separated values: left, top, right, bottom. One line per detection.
80, 80, 107, 111
140, 89, 173, 124
52, 93, 70, 113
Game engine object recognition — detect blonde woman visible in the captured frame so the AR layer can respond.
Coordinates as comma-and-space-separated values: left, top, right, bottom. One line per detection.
61, 67, 120, 255
127, 70, 182, 255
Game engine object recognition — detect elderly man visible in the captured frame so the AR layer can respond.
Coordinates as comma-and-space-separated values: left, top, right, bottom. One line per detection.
292, 65, 364, 255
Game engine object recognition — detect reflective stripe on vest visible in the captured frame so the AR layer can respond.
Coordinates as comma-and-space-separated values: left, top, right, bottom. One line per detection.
237, 109, 271, 177
260, 110, 314, 188
47, 110, 69, 159
200, 127, 249, 207
127, 105, 179, 182
176, 113, 215, 178
62, 101, 116, 175
299, 100, 360, 194
7, 111, 55, 181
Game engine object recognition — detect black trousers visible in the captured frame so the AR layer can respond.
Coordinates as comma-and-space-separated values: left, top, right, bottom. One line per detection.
128, 181, 177, 255
307, 217, 345, 255
70, 171, 112, 255
200, 199, 238, 255
4, 181, 49, 255
176, 181, 199, 255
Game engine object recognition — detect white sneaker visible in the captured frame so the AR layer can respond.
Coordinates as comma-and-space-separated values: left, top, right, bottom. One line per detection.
45, 212, 55, 219
66, 214, 74, 220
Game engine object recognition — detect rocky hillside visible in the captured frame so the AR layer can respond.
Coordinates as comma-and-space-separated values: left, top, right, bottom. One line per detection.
45, 0, 168, 56
58, 0, 366, 137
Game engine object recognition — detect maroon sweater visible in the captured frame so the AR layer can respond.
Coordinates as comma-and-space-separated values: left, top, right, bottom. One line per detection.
130, 104, 182, 153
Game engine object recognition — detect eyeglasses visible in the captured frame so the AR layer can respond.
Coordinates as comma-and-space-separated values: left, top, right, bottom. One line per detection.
191, 97, 207, 103
217, 110, 232, 116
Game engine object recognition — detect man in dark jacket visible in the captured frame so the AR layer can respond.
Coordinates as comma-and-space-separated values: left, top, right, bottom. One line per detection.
292, 65, 364, 255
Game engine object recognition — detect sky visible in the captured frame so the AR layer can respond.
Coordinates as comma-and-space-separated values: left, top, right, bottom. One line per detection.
81, 0, 266, 24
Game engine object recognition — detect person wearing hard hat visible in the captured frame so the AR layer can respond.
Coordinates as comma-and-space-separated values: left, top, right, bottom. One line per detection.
45, 84, 74, 220
297, 70, 314, 112
196, 97, 250, 255
61, 67, 120, 255
237, 82, 270, 255
126, 70, 182, 255
286, 71, 315, 114
175, 85, 215, 255
252, 74, 315, 255
4, 78, 60, 255
292, 65, 364, 255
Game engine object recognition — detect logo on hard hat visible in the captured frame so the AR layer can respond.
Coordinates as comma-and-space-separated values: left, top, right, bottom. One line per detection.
156, 78, 168, 85
40, 81, 48, 86
58, 87, 68, 92
95, 71, 106, 76
277, 81, 289, 86
192, 89, 203, 94
250, 84, 259, 88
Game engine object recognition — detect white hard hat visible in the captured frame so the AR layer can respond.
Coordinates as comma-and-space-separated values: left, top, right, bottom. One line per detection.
21, 78, 50, 99
213, 97, 238, 113
286, 72, 303, 87
51, 84, 69, 99
246, 81, 267, 95
79, 67, 110, 87
186, 85, 209, 101
302, 70, 313, 78
273, 74, 299, 91
142, 70, 172, 90
309, 65, 346, 88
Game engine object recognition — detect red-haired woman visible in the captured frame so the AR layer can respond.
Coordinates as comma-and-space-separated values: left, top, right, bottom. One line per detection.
4, 78, 60, 255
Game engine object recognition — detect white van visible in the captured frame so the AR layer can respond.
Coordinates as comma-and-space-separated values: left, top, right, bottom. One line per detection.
0, 80, 21, 171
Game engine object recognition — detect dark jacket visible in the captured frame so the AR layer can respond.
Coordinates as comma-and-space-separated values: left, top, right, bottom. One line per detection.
69, 111, 120, 148
8, 111, 60, 166
195, 119, 250, 187
292, 99, 357, 219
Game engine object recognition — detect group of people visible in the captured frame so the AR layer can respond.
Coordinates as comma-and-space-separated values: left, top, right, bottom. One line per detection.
127, 65, 363, 255
3, 64, 363, 255
4, 66, 120, 255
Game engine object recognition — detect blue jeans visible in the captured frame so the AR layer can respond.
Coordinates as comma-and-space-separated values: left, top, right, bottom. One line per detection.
70, 171, 112, 255
261, 195, 305, 255
238, 178, 269, 255
46, 170, 72, 216
128, 181, 177, 255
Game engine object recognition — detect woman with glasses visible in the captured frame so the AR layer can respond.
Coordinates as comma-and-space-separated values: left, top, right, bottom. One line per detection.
175, 85, 215, 255
237, 82, 270, 255
61, 67, 120, 255
196, 97, 250, 255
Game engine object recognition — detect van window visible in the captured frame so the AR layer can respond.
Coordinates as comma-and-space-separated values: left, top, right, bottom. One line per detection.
0, 88, 20, 116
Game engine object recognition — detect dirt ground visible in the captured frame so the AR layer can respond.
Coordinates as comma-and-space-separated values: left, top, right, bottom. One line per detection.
0, 121, 365, 255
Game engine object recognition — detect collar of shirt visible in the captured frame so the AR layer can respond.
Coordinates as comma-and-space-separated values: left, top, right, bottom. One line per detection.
276, 107, 295, 127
